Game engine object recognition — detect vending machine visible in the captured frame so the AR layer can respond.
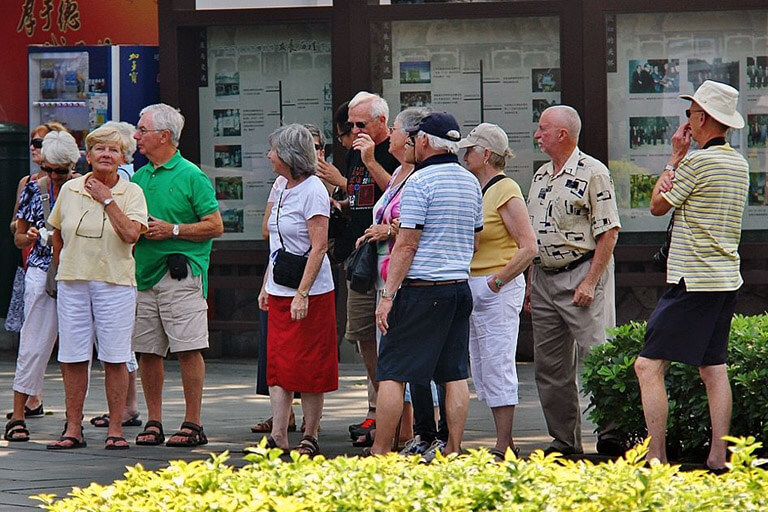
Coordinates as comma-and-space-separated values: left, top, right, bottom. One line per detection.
28, 45, 159, 171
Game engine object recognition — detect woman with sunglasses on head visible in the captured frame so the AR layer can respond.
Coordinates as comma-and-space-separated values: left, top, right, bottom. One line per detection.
45, 125, 148, 450
6, 122, 68, 422
4, 130, 79, 442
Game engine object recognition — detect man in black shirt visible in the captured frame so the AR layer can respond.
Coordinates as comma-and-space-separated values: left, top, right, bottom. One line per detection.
316, 92, 399, 441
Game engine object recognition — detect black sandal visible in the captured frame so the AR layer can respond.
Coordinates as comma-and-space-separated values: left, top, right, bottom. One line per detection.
166, 421, 208, 447
47, 435, 87, 450
105, 436, 130, 450
4, 419, 29, 442
135, 420, 165, 446
295, 435, 320, 457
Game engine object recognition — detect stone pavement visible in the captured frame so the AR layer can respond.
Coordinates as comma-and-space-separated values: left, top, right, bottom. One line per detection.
0, 359, 596, 511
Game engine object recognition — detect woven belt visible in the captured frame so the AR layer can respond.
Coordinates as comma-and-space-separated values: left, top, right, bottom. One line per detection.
540, 251, 595, 274
401, 279, 467, 287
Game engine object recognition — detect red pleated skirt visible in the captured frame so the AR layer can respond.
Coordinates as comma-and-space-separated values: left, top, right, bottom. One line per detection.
266, 291, 338, 393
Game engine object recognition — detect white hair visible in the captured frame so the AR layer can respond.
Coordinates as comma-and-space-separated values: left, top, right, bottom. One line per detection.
102, 121, 137, 163
420, 132, 459, 154
268, 124, 317, 179
544, 105, 582, 142
394, 107, 431, 133
139, 103, 185, 146
349, 91, 389, 123
40, 131, 80, 166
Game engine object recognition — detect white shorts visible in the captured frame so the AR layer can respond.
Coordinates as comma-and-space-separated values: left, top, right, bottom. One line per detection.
57, 280, 136, 364
468, 273, 525, 407
13, 266, 58, 396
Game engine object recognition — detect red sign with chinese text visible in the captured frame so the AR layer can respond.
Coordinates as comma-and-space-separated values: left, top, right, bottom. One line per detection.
0, 0, 159, 125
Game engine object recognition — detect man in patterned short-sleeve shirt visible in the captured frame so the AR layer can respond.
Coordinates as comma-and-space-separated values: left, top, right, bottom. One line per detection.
526, 105, 621, 456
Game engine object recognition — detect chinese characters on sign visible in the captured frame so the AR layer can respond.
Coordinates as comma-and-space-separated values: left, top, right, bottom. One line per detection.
129, 52, 139, 84
16, 0, 81, 38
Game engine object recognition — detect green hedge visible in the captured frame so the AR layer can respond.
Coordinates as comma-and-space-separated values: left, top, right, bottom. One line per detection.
582, 314, 768, 459
35, 438, 768, 511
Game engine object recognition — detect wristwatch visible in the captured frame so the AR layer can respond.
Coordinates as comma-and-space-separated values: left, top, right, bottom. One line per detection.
103, 198, 114, 207
663, 164, 676, 173
172, 224, 180, 238
380, 289, 396, 300
298, 290, 309, 298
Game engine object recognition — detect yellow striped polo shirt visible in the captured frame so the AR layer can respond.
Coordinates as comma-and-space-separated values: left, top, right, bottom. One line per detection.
662, 143, 748, 291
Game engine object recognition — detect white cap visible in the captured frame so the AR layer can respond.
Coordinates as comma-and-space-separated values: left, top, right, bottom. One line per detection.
457, 123, 514, 158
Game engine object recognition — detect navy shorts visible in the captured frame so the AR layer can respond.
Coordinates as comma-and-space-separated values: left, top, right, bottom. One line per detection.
640, 279, 738, 366
377, 282, 473, 385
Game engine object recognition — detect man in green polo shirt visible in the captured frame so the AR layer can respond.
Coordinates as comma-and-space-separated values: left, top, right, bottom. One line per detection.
635, 81, 749, 472
130, 103, 223, 448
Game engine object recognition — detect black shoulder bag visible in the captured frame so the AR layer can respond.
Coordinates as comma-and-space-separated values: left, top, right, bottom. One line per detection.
272, 188, 311, 289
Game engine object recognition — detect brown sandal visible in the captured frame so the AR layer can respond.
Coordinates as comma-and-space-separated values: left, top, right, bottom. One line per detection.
251, 411, 296, 433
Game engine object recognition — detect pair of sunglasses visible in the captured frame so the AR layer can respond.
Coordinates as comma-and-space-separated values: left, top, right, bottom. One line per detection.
30, 138, 43, 149
41, 165, 71, 175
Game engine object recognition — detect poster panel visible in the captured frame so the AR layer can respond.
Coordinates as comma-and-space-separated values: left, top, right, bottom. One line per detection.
199, 24, 332, 241
607, 11, 768, 231
373, 17, 560, 196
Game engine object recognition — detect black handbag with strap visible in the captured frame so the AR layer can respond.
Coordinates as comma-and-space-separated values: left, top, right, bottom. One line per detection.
271, 188, 311, 289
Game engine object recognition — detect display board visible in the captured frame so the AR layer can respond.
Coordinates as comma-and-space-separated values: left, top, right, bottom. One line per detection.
372, 17, 560, 195
607, 11, 768, 231
199, 24, 332, 240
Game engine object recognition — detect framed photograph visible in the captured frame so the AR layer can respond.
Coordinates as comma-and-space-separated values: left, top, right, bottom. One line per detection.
531, 68, 561, 92
628, 59, 679, 94
400, 61, 431, 84
629, 116, 679, 150
214, 145, 242, 168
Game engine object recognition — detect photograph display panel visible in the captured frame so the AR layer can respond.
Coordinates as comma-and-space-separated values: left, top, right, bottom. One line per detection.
607, 11, 768, 231
373, 17, 560, 195
199, 24, 332, 240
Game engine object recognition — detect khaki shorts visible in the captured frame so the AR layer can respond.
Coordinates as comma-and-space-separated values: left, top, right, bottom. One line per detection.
345, 281, 377, 342
132, 269, 209, 356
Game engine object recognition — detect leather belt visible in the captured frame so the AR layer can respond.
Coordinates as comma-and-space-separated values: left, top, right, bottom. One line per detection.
540, 251, 595, 274
402, 279, 467, 287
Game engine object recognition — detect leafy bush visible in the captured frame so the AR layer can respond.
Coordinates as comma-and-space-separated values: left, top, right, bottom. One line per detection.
582, 314, 768, 459
35, 438, 768, 511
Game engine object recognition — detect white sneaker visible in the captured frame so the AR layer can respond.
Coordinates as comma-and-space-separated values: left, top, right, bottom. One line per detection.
422, 439, 446, 462
399, 435, 429, 456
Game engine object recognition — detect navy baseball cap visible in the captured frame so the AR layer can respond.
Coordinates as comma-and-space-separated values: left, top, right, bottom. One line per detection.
406, 112, 461, 141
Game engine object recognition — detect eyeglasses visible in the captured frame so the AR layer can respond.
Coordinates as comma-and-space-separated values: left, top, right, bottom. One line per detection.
351, 121, 368, 129
405, 137, 416, 147
685, 109, 706, 119
41, 165, 71, 175
30, 138, 43, 149
136, 127, 166, 136
314, 144, 324, 151
75, 209, 105, 239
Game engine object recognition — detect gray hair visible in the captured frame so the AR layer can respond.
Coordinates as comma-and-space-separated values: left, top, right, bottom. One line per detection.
420, 132, 459, 155
102, 121, 137, 163
268, 124, 317, 179
40, 131, 80, 166
349, 91, 389, 123
394, 107, 431, 133
139, 103, 185, 146
304, 123, 326, 147
544, 105, 582, 142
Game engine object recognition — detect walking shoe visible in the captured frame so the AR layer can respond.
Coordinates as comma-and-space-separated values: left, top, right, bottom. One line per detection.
422, 439, 447, 462
398, 435, 429, 456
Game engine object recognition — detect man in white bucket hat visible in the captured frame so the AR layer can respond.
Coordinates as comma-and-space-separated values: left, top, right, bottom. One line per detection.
635, 80, 749, 472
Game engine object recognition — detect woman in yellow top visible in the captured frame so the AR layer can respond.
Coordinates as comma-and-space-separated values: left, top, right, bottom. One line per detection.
459, 123, 537, 460
47, 125, 148, 451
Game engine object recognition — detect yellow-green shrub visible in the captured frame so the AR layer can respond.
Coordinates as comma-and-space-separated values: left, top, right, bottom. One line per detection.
36, 437, 768, 511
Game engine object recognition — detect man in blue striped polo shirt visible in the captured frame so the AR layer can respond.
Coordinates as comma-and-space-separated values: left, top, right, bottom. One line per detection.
369, 112, 483, 457
635, 80, 749, 472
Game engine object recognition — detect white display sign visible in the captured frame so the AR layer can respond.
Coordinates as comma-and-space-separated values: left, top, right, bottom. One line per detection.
607, 11, 768, 231
377, 17, 560, 195
199, 24, 332, 240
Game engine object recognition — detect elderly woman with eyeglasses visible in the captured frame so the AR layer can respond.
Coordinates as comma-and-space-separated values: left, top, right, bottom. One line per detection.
46, 125, 148, 450
4, 131, 79, 443
458, 123, 537, 460
257, 124, 337, 457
